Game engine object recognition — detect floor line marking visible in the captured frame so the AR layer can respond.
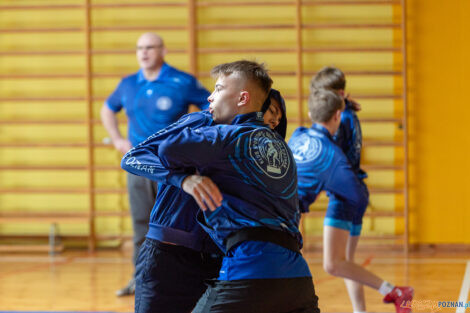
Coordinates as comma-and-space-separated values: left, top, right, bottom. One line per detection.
456, 260, 470, 313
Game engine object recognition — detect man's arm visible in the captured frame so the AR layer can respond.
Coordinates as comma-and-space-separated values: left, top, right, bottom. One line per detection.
100, 105, 132, 154
325, 157, 369, 209
101, 80, 132, 154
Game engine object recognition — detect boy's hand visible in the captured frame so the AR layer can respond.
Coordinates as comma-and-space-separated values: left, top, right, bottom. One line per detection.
346, 94, 361, 112
182, 175, 223, 211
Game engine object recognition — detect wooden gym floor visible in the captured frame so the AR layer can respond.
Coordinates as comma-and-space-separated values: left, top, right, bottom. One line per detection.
0, 249, 469, 313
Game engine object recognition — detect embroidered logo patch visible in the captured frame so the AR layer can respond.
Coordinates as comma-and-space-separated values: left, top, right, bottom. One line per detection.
249, 129, 290, 179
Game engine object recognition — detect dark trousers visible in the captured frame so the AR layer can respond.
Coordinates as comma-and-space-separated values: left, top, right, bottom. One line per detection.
193, 277, 321, 313
135, 239, 222, 313
127, 173, 158, 268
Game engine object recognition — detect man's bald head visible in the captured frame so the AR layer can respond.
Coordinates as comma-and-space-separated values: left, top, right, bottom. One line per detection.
136, 32, 166, 72
137, 32, 164, 48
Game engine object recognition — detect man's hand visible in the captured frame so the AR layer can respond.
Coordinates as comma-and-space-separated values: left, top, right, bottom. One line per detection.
182, 175, 223, 211
113, 138, 132, 154
346, 94, 361, 112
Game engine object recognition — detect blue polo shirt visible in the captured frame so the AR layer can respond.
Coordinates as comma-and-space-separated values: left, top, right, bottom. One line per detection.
106, 63, 210, 146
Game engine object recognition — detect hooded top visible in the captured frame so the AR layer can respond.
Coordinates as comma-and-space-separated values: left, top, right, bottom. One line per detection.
261, 89, 287, 139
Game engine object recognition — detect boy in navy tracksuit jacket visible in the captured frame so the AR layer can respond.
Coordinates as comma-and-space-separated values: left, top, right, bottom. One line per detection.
134, 60, 319, 313
121, 85, 292, 313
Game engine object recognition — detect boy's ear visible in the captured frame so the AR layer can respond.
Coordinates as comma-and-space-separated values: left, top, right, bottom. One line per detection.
335, 109, 342, 121
238, 91, 250, 107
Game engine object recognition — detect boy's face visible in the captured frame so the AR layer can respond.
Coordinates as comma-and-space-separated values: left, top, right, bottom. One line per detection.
263, 97, 282, 129
208, 74, 244, 124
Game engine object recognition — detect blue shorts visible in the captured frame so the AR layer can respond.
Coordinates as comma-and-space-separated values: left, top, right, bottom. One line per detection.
324, 185, 369, 236
135, 239, 222, 313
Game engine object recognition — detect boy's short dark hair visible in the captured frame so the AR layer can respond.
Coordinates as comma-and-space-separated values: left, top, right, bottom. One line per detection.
308, 88, 345, 123
310, 66, 346, 92
211, 60, 273, 96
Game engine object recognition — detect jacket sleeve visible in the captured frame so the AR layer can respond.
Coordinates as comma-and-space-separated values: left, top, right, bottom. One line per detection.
121, 112, 211, 187
158, 126, 225, 170
325, 156, 369, 209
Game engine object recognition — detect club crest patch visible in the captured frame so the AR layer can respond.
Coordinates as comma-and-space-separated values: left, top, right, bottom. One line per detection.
249, 129, 290, 179
290, 133, 322, 163
156, 96, 173, 111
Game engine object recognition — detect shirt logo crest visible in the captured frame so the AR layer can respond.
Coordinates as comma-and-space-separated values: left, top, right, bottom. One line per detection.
249, 129, 290, 179
290, 133, 321, 163
156, 96, 173, 111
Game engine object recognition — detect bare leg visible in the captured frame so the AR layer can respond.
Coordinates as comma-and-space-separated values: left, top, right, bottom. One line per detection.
344, 234, 366, 312
323, 226, 383, 290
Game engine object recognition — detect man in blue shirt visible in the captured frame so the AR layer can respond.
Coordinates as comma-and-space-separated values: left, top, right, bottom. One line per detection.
120, 88, 288, 313
289, 88, 413, 313
152, 60, 319, 313
100, 32, 210, 296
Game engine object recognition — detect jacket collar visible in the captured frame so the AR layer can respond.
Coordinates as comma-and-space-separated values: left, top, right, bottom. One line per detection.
230, 112, 266, 126
311, 123, 334, 140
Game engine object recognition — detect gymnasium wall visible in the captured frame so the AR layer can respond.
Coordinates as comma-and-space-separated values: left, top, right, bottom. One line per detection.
407, 0, 470, 244
0, 0, 415, 248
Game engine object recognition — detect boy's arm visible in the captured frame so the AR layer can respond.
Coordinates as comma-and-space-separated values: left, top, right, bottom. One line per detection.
181, 175, 222, 212
121, 112, 212, 187
297, 177, 321, 213
346, 95, 361, 111
157, 126, 226, 210
325, 156, 369, 209
158, 126, 224, 170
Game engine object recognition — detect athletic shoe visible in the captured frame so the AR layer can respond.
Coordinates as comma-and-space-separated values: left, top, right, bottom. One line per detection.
383, 286, 414, 313
116, 278, 135, 297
